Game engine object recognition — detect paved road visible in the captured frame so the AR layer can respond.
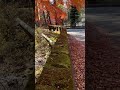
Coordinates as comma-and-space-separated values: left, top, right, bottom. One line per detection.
86, 7, 120, 35
67, 29, 85, 45
86, 7, 120, 48
86, 7, 120, 89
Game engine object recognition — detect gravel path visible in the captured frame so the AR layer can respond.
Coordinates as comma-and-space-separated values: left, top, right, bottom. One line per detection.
67, 29, 85, 90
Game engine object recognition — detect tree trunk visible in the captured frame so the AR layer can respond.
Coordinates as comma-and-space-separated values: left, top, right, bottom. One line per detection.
47, 11, 52, 25
43, 11, 47, 26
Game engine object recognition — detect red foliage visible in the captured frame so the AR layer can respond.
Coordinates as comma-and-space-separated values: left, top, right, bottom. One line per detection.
35, 0, 85, 25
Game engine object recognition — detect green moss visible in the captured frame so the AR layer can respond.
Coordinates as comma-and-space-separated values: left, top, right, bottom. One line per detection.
36, 30, 74, 90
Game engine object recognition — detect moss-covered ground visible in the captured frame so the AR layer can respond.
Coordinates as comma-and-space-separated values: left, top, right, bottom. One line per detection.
36, 29, 74, 90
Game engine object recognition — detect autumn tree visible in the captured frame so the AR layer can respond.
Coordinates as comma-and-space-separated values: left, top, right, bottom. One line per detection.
35, 0, 85, 26
35, 0, 67, 26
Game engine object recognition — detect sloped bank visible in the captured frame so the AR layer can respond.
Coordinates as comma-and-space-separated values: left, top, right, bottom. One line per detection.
36, 29, 74, 90
35, 28, 59, 82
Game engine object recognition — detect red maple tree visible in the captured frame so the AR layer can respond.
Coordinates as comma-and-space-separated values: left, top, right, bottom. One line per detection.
35, 0, 84, 25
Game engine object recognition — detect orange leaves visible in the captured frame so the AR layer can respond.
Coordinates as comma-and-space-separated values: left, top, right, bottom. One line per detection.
35, 0, 84, 25
67, 0, 85, 11
72, 0, 85, 10
56, 0, 64, 5
51, 5, 66, 18
45, 4, 67, 24
35, 0, 67, 24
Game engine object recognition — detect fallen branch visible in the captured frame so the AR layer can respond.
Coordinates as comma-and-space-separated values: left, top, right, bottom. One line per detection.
16, 18, 34, 37
41, 33, 54, 46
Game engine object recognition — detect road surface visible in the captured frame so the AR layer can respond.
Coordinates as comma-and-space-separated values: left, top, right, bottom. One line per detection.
86, 7, 120, 89
86, 7, 120, 48
86, 7, 120, 34
67, 29, 85, 45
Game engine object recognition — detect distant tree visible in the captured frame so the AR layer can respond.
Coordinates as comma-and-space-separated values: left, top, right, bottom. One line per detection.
69, 6, 79, 27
